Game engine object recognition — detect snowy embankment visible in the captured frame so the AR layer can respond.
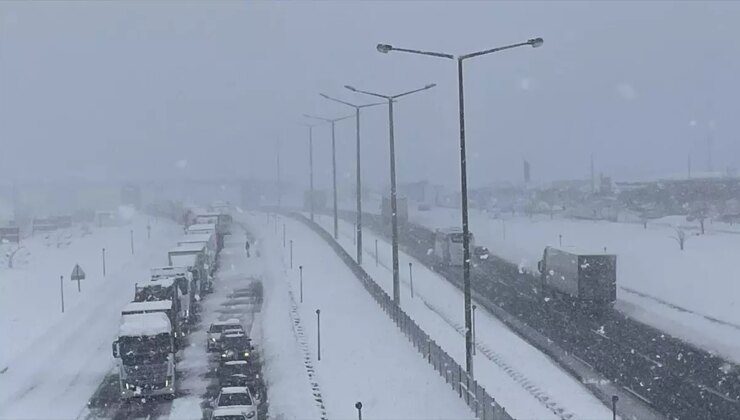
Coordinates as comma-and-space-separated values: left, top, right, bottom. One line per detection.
0, 214, 182, 419
312, 214, 613, 420
242, 211, 473, 420
409, 207, 740, 363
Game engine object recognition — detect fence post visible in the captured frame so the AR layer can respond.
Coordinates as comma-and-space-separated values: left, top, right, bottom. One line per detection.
458, 365, 463, 397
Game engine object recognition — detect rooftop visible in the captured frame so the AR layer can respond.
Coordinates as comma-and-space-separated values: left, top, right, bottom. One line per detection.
119, 313, 171, 337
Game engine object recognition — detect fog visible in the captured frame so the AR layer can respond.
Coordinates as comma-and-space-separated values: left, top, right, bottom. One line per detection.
1, 1, 739, 189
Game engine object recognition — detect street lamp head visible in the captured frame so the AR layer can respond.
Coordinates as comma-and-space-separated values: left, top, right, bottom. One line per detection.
319, 93, 330, 100
376, 43, 393, 54
344, 85, 357, 92
528, 37, 544, 48
425, 83, 437, 89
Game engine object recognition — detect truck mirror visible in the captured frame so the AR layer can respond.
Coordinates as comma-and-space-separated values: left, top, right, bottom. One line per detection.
537, 260, 543, 273
112, 341, 119, 358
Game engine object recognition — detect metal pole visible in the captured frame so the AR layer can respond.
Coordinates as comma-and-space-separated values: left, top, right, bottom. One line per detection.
77, 276, 81, 293
283, 224, 286, 247
472, 304, 477, 355
290, 240, 294, 269
102, 247, 106, 277
388, 98, 400, 304
316, 309, 321, 361
60, 275, 65, 313
559, 234, 562, 247
355, 107, 363, 265
331, 121, 339, 239
309, 127, 315, 222
147, 224, 151, 240
375, 239, 379, 267
277, 138, 282, 209
409, 262, 414, 299
130, 230, 134, 255
299, 265, 304, 303
458, 58, 474, 376
355, 402, 363, 420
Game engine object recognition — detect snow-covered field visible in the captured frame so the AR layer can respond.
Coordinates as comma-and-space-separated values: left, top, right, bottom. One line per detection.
313, 214, 615, 420
242, 211, 474, 420
0, 213, 182, 419
407, 207, 740, 363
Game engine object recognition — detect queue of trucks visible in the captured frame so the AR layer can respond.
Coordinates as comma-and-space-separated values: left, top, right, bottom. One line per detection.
432, 226, 617, 308
110, 205, 232, 402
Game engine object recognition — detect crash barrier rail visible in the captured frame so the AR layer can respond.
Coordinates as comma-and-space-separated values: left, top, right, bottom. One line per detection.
289, 212, 514, 420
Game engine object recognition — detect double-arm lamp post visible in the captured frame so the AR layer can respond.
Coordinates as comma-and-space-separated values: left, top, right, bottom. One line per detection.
344, 83, 436, 304
376, 37, 543, 377
303, 113, 354, 240
319, 94, 384, 265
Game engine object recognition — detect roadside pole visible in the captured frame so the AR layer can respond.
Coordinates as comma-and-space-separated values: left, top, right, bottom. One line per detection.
102, 248, 106, 277
409, 262, 414, 299
316, 309, 321, 361
60, 275, 65, 313
283, 224, 286, 247
290, 240, 294, 269
375, 239, 379, 267
299, 265, 304, 303
130, 230, 134, 255
355, 402, 363, 420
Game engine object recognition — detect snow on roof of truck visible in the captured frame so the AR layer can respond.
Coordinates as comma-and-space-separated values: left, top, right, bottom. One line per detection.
170, 243, 206, 253
151, 266, 190, 279
119, 313, 171, 337
545, 245, 614, 256
177, 233, 213, 244
122, 300, 173, 313
169, 254, 198, 268
146, 277, 176, 288
187, 223, 216, 231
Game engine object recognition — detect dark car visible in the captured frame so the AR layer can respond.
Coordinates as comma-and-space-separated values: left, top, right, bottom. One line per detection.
218, 360, 260, 388
220, 332, 254, 364
473, 246, 490, 260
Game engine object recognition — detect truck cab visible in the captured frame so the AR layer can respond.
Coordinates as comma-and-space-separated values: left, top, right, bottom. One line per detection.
136, 275, 192, 324
168, 245, 211, 294
433, 228, 475, 266
112, 313, 175, 399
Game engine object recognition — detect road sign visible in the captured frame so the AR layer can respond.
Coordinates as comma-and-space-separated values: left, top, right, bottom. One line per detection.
71, 264, 85, 292
71, 264, 86, 281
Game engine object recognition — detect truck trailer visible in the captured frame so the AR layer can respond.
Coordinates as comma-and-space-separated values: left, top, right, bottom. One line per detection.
433, 228, 475, 267
112, 313, 176, 399
537, 246, 617, 306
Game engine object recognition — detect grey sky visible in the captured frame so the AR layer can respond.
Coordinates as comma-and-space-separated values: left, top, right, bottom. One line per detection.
1, 1, 738, 190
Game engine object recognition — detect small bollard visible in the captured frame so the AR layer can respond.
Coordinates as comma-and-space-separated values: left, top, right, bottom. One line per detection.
611, 395, 619, 420
558, 234, 562, 247
283, 224, 286, 247
102, 247, 106, 277
299, 265, 304, 303
316, 309, 321, 361
355, 401, 363, 420
290, 240, 293, 269
130, 230, 134, 255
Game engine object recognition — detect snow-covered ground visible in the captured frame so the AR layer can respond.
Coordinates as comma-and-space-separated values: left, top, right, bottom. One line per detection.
242, 211, 474, 420
312, 213, 614, 420
407, 207, 740, 363
0, 213, 182, 419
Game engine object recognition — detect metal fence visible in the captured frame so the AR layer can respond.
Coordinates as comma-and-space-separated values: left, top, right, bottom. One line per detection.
291, 212, 514, 420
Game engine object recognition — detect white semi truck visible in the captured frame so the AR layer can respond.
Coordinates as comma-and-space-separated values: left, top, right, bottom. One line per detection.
112, 313, 176, 399
432, 228, 475, 266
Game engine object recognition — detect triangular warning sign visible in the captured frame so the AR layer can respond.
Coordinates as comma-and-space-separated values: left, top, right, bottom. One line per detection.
71, 264, 86, 281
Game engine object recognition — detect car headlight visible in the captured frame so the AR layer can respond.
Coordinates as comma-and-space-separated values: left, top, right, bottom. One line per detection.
244, 352, 250, 357
210, 338, 216, 342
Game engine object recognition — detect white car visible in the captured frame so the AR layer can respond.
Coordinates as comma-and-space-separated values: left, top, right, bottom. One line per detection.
213, 386, 257, 419
207, 319, 243, 351
211, 406, 252, 420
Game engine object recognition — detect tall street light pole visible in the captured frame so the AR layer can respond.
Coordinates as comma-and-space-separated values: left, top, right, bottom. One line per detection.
303, 113, 353, 240
276, 137, 282, 209
300, 123, 317, 222
319, 93, 384, 265
376, 37, 543, 377
344, 83, 436, 304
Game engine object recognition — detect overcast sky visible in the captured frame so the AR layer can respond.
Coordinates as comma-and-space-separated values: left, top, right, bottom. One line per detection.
1, 1, 739, 190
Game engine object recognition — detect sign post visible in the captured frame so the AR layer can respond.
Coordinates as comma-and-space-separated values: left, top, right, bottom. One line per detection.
60, 275, 65, 313
71, 264, 86, 293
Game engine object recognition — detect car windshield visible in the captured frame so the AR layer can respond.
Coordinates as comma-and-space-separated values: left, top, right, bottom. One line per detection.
219, 392, 252, 407
119, 334, 171, 363
211, 324, 239, 333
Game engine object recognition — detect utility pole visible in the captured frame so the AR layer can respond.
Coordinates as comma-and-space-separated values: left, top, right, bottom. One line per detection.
590, 153, 595, 194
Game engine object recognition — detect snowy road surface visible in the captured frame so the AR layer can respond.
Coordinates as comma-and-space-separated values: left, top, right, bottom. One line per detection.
0, 215, 182, 419
243, 211, 474, 420
313, 214, 614, 420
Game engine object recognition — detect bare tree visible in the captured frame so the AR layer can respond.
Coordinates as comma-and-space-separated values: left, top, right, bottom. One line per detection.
672, 228, 687, 251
